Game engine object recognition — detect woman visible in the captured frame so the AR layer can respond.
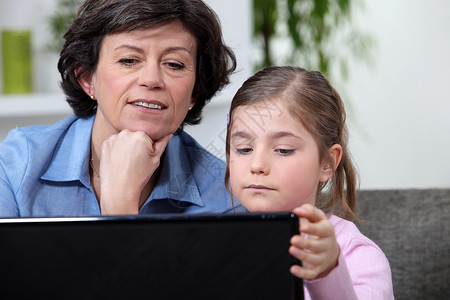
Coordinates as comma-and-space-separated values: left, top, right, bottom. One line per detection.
0, 0, 241, 216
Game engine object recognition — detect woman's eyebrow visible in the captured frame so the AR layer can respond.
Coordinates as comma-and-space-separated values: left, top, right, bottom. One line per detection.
164, 46, 194, 56
114, 45, 193, 56
114, 44, 145, 53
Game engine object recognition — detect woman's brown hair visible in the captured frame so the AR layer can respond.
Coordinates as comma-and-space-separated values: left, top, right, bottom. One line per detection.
225, 66, 359, 220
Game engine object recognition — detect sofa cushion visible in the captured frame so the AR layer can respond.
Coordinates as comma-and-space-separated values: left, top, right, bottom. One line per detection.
355, 189, 450, 300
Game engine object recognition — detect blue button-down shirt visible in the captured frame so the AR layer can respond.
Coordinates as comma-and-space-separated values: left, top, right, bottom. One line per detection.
0, 114, 242, 217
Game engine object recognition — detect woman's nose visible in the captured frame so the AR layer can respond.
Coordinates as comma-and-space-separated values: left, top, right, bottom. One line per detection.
250, 151, 270, 175
139, 62, 164, 89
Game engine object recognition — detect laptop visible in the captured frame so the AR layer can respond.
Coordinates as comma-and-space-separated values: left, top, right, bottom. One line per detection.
0, 212, 303, 300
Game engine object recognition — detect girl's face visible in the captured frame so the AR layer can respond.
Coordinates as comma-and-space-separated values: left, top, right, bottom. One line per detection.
229, 100, 335, 212
80, 21, 197, 141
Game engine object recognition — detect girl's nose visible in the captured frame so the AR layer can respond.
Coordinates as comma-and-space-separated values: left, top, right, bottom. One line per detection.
250, 151, 270, 175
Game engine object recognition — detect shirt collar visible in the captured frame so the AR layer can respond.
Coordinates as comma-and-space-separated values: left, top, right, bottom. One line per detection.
40, 115, 94, 188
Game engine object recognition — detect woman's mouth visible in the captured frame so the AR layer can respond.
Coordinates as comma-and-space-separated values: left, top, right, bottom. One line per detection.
132, 101, 165, 110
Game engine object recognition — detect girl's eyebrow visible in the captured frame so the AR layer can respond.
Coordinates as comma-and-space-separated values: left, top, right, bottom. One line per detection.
230, 130, 252, 140
231, 130, 304, 142
268, 131, 303, 140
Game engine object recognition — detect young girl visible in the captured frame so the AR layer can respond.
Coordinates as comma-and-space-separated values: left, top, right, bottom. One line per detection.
225, 66, 394, 299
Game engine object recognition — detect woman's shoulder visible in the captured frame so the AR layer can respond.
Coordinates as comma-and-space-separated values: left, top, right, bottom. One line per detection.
164, 130, 232, 211
174, 130, 227, 187
0, 114, 93, 171
177, 130, 225, 165
2, 115, 81, 142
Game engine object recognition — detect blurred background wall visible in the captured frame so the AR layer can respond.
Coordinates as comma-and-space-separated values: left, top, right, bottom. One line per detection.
0, 0, 449, 190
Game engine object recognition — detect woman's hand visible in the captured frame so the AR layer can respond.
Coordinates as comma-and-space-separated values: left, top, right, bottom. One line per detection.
289, 204, 340, 280
98, 130, 172, 215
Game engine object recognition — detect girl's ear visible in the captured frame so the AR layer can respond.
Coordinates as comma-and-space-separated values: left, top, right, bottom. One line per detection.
76, 67, 94, 97
319, 144, 343, 182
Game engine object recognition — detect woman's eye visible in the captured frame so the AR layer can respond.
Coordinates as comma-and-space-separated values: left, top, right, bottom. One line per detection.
276, 149, 294, 155
166, 62, 185, 70
118, 58, 139, 66
235, 148, 253, 155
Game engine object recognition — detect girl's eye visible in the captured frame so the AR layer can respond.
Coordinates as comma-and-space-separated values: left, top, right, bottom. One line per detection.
118, 58, 139, 66
276, 149, 294, 155
235, 147, 253, 155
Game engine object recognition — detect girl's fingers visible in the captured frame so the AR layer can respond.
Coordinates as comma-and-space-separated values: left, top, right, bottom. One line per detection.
294, 204, 327, 223
290, 261, 326, 280
307, 220, 335, 239
289, 245, 337, 279
290, 263, 330, 280
299, 218, 335, 242
290, 236, 335, 265
291, 234, 330, 253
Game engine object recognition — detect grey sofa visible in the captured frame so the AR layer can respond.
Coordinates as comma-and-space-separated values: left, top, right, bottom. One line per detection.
355, 189, 450, 300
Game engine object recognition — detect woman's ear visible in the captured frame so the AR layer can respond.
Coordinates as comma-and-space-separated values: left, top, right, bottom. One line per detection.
76, 67, 94, 97
319, 144, 343, 182
188, 96, 196, 111
189, 85, 199, 110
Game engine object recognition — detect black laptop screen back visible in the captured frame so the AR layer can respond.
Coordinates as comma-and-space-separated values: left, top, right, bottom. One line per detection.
0, 213, 303, 300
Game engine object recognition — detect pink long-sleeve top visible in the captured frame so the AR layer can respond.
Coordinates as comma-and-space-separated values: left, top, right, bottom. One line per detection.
303, 215, 395, 300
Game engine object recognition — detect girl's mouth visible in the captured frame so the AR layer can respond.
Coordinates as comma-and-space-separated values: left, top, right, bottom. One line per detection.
247, 184, 275, 190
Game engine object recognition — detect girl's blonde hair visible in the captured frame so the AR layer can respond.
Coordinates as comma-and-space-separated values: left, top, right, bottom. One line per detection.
225, 66, 359, 220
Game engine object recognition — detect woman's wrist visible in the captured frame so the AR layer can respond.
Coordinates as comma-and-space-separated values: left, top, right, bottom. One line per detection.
100, 188, 141, 215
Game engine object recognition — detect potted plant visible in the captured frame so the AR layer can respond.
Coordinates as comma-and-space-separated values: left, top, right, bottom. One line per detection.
47, 0, 82, 53
253, 0, 374, 81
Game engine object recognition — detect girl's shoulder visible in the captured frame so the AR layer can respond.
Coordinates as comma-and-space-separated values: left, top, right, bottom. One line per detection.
328, 214, 384, 254
328, 215, 392, 278
327, 215, 394, 299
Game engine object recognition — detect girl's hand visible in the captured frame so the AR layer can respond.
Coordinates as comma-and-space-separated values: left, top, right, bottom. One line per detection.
289, 204, 340, 280
98, 130, 172, 215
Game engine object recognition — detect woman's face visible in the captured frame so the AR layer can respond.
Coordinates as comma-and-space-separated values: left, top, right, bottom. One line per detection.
228, 100, 334, 212
83, 21, 197, 140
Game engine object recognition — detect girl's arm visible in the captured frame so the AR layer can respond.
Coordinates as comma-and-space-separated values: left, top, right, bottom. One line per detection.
289, 204, 358, 299
290, 204, 394, 300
